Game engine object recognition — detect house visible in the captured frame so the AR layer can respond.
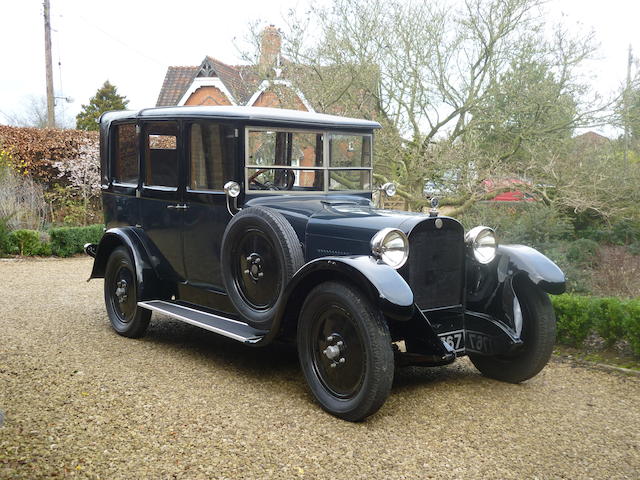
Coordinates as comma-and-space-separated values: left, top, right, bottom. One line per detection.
156, 25, 313, 112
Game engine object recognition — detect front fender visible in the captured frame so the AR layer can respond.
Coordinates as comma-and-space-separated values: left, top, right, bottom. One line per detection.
496, 244, 566, 294
287, 256, 414, 319
257, 255, 415, 346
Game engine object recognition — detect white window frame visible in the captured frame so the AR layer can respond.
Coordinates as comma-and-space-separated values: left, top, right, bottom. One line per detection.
244, 126, 373, 195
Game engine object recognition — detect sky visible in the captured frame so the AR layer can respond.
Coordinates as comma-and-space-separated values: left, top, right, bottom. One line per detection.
0, 0, 638, 130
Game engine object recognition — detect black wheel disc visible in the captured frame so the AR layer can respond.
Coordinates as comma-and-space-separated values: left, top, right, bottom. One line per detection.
231, 229, 282, 310
310, 305, 366, 398
109, 264, 136, 322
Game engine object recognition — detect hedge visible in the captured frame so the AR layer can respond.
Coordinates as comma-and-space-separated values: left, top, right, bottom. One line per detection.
0, 224, 104, 257
49, 224, 104, 257
7, 229, 51, 256
0, 216, 10, 254
552, 294, 640, 356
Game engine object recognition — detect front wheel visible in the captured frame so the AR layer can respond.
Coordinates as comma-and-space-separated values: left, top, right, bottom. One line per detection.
104, 246, 151, 338
469, 276, 556, 383
297, 281, 394, 421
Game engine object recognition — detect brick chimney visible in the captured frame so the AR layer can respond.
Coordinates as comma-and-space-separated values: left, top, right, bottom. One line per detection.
259, 25, 282, 67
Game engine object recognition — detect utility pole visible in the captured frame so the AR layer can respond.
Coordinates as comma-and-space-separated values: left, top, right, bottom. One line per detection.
44, 0, 55, 128
623, 44, 632, 165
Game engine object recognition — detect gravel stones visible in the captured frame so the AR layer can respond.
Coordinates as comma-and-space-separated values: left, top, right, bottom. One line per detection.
1, 257, 639, 479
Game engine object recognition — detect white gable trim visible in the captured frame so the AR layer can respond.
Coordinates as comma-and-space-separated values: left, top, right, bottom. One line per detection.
177, 77, 237, 106
246, 79, 315, 112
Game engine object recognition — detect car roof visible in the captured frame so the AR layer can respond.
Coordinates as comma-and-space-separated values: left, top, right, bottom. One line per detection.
100, 106, 381, 130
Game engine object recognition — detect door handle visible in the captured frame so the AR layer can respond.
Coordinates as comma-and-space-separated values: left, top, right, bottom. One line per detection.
167, 204, 189, 210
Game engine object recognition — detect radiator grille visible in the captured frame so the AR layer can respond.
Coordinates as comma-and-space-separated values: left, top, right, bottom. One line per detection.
400, 220, 465, 310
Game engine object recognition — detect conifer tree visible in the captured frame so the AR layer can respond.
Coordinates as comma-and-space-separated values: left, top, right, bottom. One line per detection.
76, 81, 129, 131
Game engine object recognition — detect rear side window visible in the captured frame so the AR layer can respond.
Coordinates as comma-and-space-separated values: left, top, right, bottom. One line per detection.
113, 123, 138, 185
189, 122, 235, 191
144, 122, 179, 188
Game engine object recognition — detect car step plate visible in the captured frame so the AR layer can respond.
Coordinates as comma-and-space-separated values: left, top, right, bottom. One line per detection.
138, 300, 266, 344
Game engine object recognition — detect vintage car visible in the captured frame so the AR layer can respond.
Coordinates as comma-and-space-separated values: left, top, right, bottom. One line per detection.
85, 106, 565, 421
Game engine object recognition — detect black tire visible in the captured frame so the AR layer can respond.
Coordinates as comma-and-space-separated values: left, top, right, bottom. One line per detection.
221, 206, 304, 329
297, 281, 394, 421
104, 246, 151, 338
469, 275, 556, 383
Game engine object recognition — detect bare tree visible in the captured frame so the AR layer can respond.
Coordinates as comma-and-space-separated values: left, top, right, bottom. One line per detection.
240, 0, 619, 215
0, 95, 75, 129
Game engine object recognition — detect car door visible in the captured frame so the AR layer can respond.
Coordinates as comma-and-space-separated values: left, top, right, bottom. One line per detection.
139, 120, 187, 280
182, 120, 238, 291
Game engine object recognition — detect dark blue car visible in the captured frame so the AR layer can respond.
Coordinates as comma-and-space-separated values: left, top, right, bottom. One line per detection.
86, 106, 565, 421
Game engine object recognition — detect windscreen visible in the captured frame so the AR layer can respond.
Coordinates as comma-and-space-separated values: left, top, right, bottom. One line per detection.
246, 129, 372, 193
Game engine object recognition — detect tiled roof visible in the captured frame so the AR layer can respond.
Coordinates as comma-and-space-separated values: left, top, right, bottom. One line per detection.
157, 55, 291, 107
156, 66, 199, 106
156, 56, 265, 107
207, 57, 261, 105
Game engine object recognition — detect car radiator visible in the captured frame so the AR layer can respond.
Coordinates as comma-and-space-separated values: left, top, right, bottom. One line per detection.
400, 219, 465, 311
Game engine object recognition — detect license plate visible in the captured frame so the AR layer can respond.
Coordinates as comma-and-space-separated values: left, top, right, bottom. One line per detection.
465, 331, 493, 354
438, 330, 464, 352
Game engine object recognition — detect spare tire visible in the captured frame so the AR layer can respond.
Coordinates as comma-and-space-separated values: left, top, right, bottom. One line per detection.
221, 206, 304, 328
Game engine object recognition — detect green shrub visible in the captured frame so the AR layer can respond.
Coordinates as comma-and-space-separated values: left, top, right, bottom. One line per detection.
459, 203, 573, 248
576, 219, 640, 246
49, 224, 104, 257
7, 229, 50, 256
627, 242, 640, 256
611, 220, 640, 245
551, 294, 640, 356
566, 238, 599, 267
537, 241, 594, 295
0, 215, 10, 255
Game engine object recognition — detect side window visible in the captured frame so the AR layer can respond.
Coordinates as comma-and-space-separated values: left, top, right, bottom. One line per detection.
143, 122, 179, 188
189, 122, 235, 191
113, 123, 138, 184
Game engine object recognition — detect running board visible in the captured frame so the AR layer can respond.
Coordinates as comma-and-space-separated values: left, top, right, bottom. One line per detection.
138, 300, 267, 344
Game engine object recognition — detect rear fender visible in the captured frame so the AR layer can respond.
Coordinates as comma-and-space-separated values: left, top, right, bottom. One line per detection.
89, 227, 171, 301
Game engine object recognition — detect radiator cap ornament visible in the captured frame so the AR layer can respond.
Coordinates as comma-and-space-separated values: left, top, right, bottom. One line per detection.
429, 197, 439, 217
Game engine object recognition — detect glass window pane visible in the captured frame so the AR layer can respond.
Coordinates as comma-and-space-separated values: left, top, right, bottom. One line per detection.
113, 124, 138, 184
247, 130, 322, 167
329, 169, 371, 191
190, 123, 231, 190
330, 134, 371, 167
248, 130, 276, 166
144, 122, 178, 187
247, 168, 324, 191
291, 132, 323, 167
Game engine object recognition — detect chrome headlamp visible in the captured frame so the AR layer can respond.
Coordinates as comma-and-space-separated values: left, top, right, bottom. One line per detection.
465, 226, 497, 264
371, 228, 409, 269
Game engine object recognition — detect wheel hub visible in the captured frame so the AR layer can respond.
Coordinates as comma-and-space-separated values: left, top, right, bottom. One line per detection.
323, 333, 346, 368
115, 279, 128, 304
244, 253, 264, 282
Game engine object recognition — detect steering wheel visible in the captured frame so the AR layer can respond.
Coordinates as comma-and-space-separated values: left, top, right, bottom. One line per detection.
248, 169, 296, 191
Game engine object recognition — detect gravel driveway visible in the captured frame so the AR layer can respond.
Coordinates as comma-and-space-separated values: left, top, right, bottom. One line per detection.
1, 257, 638, 479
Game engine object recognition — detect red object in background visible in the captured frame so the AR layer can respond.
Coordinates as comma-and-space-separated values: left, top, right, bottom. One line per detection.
492, 190, 535, 202
482, 178, 536, 202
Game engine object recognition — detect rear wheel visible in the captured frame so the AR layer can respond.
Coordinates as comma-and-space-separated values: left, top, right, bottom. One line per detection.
104, 246, 151, 338
297, 281, 394, 421
469, 276, 556, 383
